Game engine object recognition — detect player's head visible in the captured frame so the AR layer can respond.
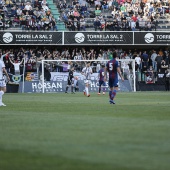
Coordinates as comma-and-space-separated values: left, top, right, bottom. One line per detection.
112, 51, 117, 58
101, 64, 105, 68
87, 61, 90, 67
71, 66, 74, 71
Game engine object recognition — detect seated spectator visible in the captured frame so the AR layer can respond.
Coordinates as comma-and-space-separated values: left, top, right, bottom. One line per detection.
66, 18, 74, 31
41, 0, 48, 6
34, 0, 41, 9
62, 11, 68, 22
5, 0, 13, 8
0, 0, 6, 6
73, 8, 80, 19
20, 15, 27, 30
100, 18, 105, 31
101, 0, 108, 10
120, 3, 126, 14
42, 3, 49, 12
10, 6, 17, 17
95, 7, 101, 16
138, 16, 146, 31
95, 0, 101, 9
72, 0, 79, 8
80, 4, 89, 17
79, 17, 86, 31
19, 2, 25, 10
73, 17, 80, 31
67, 8, 74, 20
49, 16, 58, 31
112, 0, 119, 10
87, 0, 95, 6
130, 19, 136, 31
145, 19, 152, 31
16, 7, 22, 17
24, 2, 32, 11
94, 17, 101, 31
0, 17, 4, 30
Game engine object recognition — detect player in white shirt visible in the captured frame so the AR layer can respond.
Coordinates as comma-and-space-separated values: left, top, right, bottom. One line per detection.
0, 56, 10, 106
81, 62, 93, 97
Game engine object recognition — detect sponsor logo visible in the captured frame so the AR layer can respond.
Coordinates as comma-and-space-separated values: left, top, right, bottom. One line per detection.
12, 75, 21, 83
3, 33, 13, 43
75, 33, 85, 43
144, 33, 154, 43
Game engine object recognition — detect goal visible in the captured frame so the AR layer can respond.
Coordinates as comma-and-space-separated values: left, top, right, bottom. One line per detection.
41, 59, 136, 93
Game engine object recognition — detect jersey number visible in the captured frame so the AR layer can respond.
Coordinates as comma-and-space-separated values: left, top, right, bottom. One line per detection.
109, 63, 113, 71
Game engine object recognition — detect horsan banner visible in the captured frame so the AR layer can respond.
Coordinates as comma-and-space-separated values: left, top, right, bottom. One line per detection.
0, 31, 62, 44
19, 72, 132, 93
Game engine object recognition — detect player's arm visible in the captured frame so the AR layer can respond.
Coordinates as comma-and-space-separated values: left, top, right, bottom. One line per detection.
9, 57, 14, 64
117, 67, 124, 81
1, 52, 10, 61
3, 67, 10, 82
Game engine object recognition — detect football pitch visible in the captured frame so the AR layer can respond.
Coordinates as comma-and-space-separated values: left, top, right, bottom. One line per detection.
0, 92, 170, 170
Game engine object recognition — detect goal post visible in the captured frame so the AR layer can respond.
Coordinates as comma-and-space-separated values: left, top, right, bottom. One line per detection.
41, 59, 136, 93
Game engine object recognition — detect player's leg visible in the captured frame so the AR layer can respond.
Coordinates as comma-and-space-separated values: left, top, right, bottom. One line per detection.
110, 78, 119, 104
102, 81, 106, 95
108, 79, 116, 104
98, 81, 101, 95
85, 82, 90, 97
0, 82, 7, 106
71, 84, 75, 94
108, 79, 114, 103
65, 80, 71, 93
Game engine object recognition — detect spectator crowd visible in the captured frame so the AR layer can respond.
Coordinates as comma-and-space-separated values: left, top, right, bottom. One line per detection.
58, 0, 170, 31
0, 46, 169, 77
0, 0, 58, 31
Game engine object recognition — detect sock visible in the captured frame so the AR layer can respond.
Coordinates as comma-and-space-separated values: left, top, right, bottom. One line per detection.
109, 91, 112, 100
103, 87, 106, 92
85, 87, 89, 96
66, 86, 69, 92
99, 86, 101, 93
71, 86, 73, 92
0, 91, 4, 103
112, 90, 117, 100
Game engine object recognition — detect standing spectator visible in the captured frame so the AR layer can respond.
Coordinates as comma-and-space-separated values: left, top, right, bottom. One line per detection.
151, 50, 157, 71
135, 54, 141, 71
155, 54, 163, 72
141, 51, 149, 71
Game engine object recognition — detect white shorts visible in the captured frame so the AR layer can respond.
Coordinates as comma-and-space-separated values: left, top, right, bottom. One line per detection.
84, 80, 91, 84
0, 80, 6, 87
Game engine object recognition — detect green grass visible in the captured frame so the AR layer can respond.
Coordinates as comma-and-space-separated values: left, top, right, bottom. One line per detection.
0, 92, 170, 170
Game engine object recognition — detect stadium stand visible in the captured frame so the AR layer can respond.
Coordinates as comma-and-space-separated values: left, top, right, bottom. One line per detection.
0, 0, 169, 31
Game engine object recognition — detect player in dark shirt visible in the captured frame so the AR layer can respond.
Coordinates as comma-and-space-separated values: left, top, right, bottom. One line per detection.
105, 51, 124, 104
98, 64, 106, 95
65, 67, 74, 93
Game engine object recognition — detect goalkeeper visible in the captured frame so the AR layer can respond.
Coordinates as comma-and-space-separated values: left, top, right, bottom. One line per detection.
65, 67, 74, 94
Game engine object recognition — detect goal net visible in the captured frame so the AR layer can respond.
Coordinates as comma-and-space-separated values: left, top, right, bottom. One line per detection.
39, 59, 136, 93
